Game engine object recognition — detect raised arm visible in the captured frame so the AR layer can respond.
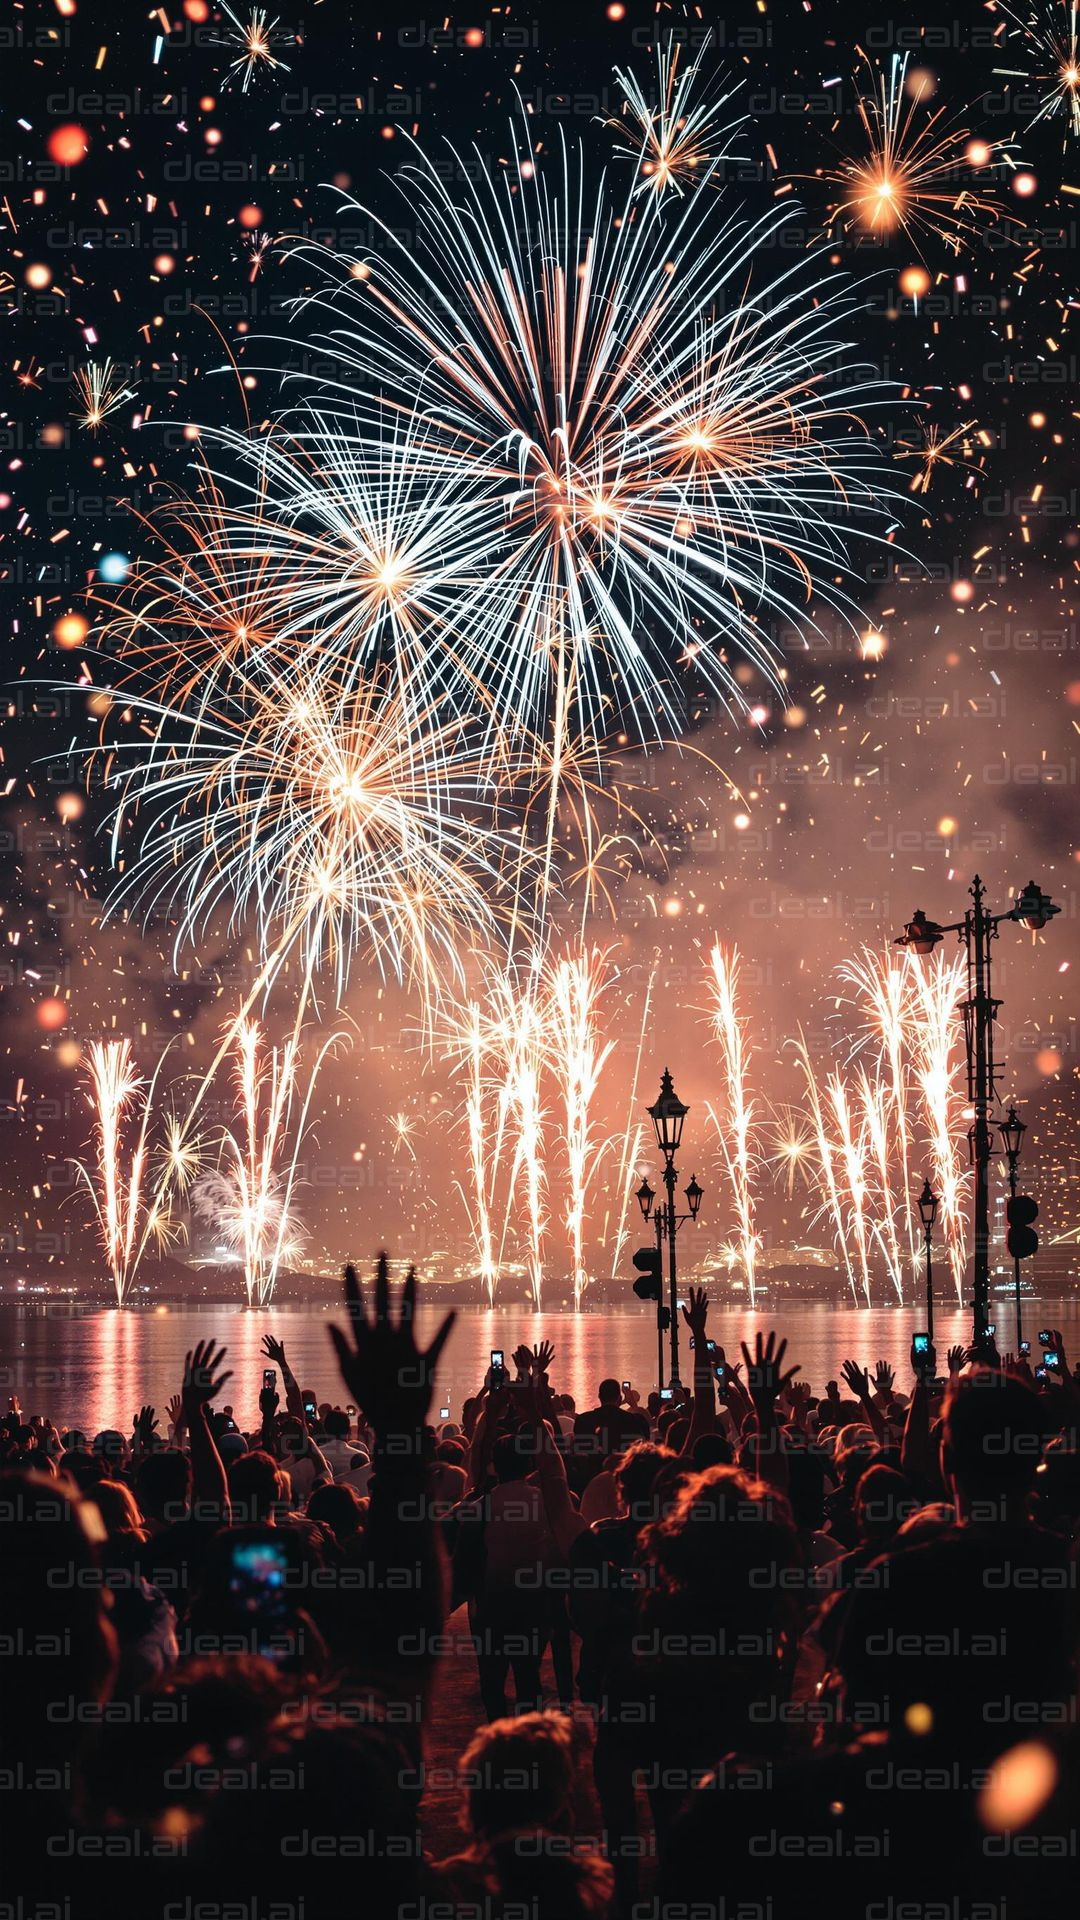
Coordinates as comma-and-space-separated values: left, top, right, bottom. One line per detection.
740, 1331, 799, 1495
328, 1254, 454, 1702
261, 1333, 304, 1420
679, 1287, 717, 1456
839, 1360, 886, 1445
181, 1340, 233, 1525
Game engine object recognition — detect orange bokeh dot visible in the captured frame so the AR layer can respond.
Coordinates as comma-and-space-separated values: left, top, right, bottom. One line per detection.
951, 580, 974, 603
899, 265, 931, 298
464, 27, 484, 46
53, 612, 88, 649
37, 998, 68, 1032
25, 264, 52, 290
608, 2, 627, 15
966, 139, 992, 167
238, 204, 263, 229
47, 123, 89, 166
56, 791, 85, 823
1065, 681, 1080, 706
1036, 1049, 1062, 1076
153, 254, 176, 275
184, 0, 210, 17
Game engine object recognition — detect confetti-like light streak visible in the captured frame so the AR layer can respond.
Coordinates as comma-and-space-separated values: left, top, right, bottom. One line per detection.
706, 942, 760, 1306
215, 3, 293, 91
548, 947, 615, 1307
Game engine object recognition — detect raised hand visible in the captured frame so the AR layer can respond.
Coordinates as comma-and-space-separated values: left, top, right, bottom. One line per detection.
872, 1361, 895, 1399
165, 1393, 184, 1434
741, 1331, 800, 1416
181, 1340, 232, 1421
511, 1344, 534, 1377
329, 1254, 455, 1436
261, 1333, 288, 1369
681, 1285, 709, 1343
840, 1359, 871, 1402
134, 1405, 159, 1449
946, 1345, 965, 1375
532, 1339, 555, 1375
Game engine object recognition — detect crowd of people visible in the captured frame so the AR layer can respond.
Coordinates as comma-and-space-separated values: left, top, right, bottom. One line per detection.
3, 1259, 1080, 1919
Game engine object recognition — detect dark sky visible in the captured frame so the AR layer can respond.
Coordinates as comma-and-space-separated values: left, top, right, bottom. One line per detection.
2, 0, 1079, 1287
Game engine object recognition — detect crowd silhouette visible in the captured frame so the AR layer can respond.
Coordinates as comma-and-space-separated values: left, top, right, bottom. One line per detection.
3, 1258, 1079, 1919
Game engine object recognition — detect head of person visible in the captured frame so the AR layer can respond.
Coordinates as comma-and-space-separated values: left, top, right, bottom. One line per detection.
93, 1429, 129, 1470
324, 1409, 351, 1441
136, 1449, 192, 1526
0, 1471, 118, 1754
306, 1480, 364, 1541
644, 1464, 798, 1612
90, 1478, 146, 1542
492, 1429, 537, 1484
853, 1464, 919, 1547
615, 1441, 678, 1527
457, 1711, 574, 1842
228, 1449, 284, 1523
942, 1369, 1045, 1512
597, 1378, 621, 1407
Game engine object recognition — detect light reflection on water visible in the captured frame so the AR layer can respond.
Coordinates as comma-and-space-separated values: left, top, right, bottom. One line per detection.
2, 1294, 1071, 1437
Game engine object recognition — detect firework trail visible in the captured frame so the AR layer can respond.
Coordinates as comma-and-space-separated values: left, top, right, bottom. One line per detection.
854, 1063, 906, 1302
838, 945, 921, 1277
706, 942, 760, 1306
908, 949, 969, 1302
75, 1041, 178, 1306
791, 1032, 860, 1304
71, 358, 135, 433
500, 977, 548, 1310
548, 946, 615, 1306
193, 1019, 336, 1305
608, 962, 655, 1281
458, 1001, 499, 1305
826, 1072, 874, 1306
995, 2, 1080, 143
608, 32, 743, 199
823, 51, 1010, 253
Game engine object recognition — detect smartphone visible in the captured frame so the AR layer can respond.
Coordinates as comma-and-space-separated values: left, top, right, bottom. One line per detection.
621, 1379, 631, 1391
491, 1349, 504, 1370
715, 1362, 728, 1383
1035, 1365, 1048, 1382
987, 1324, 996, 1340
1044, 1349, 1061, 1370
912, 1332, 931, 1356
659, 1387, 674, 1401
262, 1368, 276, 1393
1020, 1341, 1031, 1356
439, 1406, 451, 1420
302, 1391, 317, 1421
1038, 1330, 1053, 1347
228, 1537, 288, 1611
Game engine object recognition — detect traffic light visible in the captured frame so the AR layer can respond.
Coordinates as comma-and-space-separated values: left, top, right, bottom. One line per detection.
632, 1245, 662, 1301
1006, 1194, 1039, 1261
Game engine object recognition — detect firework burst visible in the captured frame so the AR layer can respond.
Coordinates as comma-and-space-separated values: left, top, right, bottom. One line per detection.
608, 33, 743, 199
71, 358, 135, 433
995, 2, 1080, 142
548, 946, 615, 1306
823, 53, 1010, 254
215, 4, 293, 92
285, 117, 899, 778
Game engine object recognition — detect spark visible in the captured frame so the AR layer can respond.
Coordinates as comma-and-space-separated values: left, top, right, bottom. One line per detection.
897, 418, 982, 495
547, 945, 615, 1307
73, 1041, 179, 1306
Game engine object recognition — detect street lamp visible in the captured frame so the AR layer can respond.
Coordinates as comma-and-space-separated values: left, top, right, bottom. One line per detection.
917, 1176, 938, 1343
638, 1069, 702, 1387
998, 1104, 1027, 1349
894, 875, 1058, 1352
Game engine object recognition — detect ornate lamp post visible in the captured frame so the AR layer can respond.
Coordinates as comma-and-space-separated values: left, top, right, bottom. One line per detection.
638, 1070, 703, 1387
895, 877, 1058, 1353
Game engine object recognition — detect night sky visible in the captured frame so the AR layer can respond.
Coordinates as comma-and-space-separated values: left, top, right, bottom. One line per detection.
3, 0, 1080, 1291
